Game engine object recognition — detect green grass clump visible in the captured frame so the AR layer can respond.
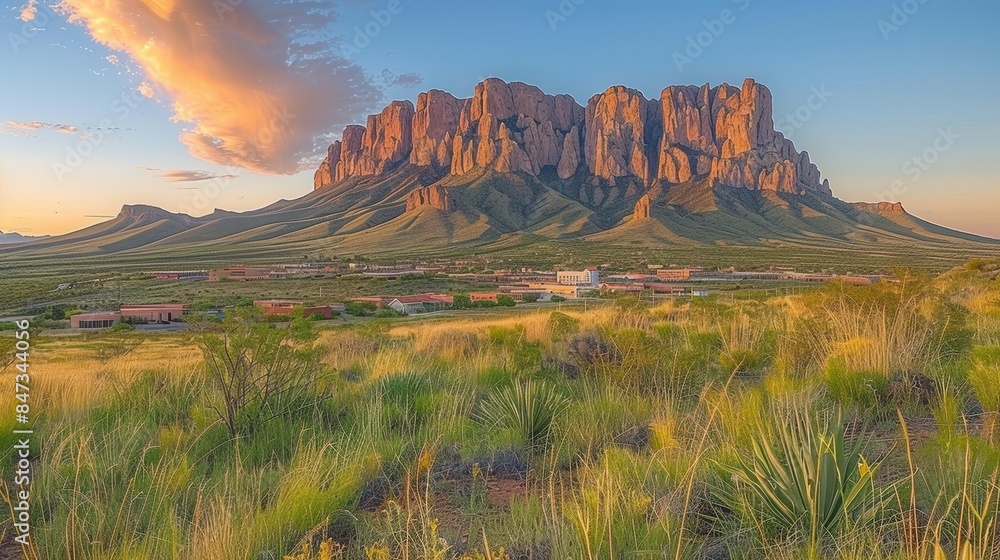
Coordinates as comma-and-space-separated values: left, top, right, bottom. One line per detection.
721, 407, 885, 553
475, 378, 566, 449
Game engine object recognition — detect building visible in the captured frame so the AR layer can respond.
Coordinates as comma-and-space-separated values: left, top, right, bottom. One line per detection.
253, 300, 302, 315
520, 283, 592, 299
505, 290, 546, 302
302, 306, 335, 319
470, 292, 499, 303
656, 267, 708, 281
153, 271, 208, 281
209, 266, 274, 281
386, 294, 454, 315
362, 269, 425, 279
600, 283, 645, 295
253, 300, 335, 319
556, 268, 599, 287
71, 311, 121, 329
120, 304, 188, 323
643, 283, 686, 295
692, 289, 710, 297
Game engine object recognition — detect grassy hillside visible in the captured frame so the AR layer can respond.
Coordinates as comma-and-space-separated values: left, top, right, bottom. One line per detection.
2, 170, 995, 274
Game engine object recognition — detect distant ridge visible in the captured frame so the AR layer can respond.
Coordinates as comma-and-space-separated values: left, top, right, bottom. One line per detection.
0, 230, 47, 245
4, 78, 997, 260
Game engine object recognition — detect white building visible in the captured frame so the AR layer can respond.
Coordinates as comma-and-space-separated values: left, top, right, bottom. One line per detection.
556, 268, 599, 287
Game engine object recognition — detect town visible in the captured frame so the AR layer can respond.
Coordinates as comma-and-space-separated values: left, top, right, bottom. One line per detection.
56, 259, 888, 330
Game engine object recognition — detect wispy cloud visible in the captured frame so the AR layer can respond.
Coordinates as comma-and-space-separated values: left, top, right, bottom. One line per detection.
142, 168, 239, 183
2, 120, 80, 137
57, 0, 384, 175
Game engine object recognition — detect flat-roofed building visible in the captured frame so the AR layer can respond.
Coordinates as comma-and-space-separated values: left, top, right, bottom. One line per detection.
120, 304, 188, 323
505, 290, 546, 302
209, 266, 273, 281
254, 300, 302, 313
71, 311, 121, 329
470, 292, 499, 303
556, 268, 599, 287
657, 267, 710, 281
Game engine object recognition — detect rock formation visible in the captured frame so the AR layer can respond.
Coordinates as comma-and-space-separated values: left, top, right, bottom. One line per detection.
314, 77, 832, 198
853, 201, 905, 214
633, 194, 652, 220
406, 185, 454, 212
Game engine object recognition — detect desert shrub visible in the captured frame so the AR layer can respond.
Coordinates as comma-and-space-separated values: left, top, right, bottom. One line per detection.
109, 321, 135, 332
452, 293, 473, 309
345, 302, 376, 316
497, 295, 516, 307
567, 332, 621, 368
374, 308, 400, 318
720, 407, 885, 551
550, 295, 566, 303
197, 307, 328, 437
475, 379, 566, 449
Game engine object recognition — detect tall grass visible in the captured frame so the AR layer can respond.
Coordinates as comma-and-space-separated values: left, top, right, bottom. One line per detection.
4, 262, 1000, 558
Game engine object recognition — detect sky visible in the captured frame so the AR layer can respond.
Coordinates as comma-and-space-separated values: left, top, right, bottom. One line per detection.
1, 0, 998, 238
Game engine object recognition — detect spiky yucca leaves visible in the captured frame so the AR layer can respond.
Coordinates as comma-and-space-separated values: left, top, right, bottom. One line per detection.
722, 408, 885, 550
476, 379, 567, 448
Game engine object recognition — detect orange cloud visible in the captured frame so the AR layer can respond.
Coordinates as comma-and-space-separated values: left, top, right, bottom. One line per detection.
57, 0, 382, 174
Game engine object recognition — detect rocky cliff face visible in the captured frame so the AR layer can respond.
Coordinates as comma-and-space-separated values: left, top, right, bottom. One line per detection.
406, 185, 454, 212
315, 78, 831, 198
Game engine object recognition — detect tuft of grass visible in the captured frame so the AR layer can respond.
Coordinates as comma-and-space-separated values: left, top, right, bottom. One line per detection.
720, 406, 886, 552
476, 379, 567, 449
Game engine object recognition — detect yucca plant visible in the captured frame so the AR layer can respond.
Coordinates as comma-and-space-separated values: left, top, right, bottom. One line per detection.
722, 408, 886, 551
476, 379, 567, 448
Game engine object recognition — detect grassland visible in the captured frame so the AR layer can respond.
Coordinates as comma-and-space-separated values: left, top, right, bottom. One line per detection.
0, 273, 496, 317
2, 259, 999, 559
2, 234, 997, 317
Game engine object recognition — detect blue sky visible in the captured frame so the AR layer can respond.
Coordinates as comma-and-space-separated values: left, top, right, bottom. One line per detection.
1, 0, 998, 237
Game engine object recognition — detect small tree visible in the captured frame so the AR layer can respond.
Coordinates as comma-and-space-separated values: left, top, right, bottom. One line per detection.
197, 307, 326, 437
345, 302, 376, 316
452, 294, 473, 310
497, 295, 516, 307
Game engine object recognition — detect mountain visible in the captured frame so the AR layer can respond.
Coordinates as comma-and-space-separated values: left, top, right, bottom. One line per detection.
3, 78, 996, 262
0, 231, 47, 245
315, 78, 830, 198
